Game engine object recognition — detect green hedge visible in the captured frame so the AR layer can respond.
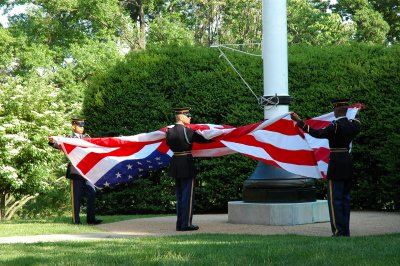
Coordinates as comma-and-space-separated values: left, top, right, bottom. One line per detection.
84, 44, 400, 213
289, 44, 400, 211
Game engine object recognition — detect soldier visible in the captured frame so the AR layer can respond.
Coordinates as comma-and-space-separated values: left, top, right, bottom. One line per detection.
291, 99, 361, 237
166, 108, 214, 231
49, 118, 102, 225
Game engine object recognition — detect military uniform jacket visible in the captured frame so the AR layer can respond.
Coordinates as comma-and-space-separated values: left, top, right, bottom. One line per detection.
166, 124, 212, 179
298, 116, 360, 181
49, 133, 90, 180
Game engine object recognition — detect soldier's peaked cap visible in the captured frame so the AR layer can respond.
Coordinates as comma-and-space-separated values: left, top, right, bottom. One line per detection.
331, 98, 349, 108
173, 107, 191, 116
71, 117, 86, 126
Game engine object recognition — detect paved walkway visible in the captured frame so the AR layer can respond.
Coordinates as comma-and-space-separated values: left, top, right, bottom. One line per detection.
0, 211, 399, 244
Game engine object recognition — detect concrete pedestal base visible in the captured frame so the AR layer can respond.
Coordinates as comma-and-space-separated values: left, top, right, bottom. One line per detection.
228, 200, 329, 225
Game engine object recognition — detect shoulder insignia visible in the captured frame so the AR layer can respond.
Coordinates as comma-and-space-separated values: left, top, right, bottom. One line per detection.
334, 122, 338, 134
183, 127, 192, 145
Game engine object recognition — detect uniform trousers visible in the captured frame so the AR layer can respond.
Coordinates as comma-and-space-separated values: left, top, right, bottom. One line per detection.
327, 179, 351, 236
70, 178, 96, 224
175, 177, 195, 230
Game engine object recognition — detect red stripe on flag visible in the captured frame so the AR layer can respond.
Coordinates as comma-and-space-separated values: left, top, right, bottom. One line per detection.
63, 143, 77, 154
77, 146, 146, 175
157, 140, 170, 153
264, 118, 299, 136
189, 124, 235, 131
243, 153, 282, 168
227, 135, 318, 166
216, 122, 262, 140
313, 147, 330, 164
193, 140, 227, 150
305, 119, 331, 129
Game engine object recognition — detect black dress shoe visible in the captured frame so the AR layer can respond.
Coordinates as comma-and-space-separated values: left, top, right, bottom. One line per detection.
180, 224, 199, 231
176, 224, 182, 231
87, 219, 103, 225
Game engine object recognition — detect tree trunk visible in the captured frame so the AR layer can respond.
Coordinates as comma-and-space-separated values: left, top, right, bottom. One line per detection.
0, 192, 6, 220
139, 1, 146, 49
123, 0, 146, 49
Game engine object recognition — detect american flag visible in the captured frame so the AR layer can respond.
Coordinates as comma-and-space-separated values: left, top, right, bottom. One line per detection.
53, 107, 360, 188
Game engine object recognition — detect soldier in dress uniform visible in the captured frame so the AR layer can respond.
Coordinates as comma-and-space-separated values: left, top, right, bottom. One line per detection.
49, 118, 102, 225
166, 108, 214, 231
291, 99, 361, 236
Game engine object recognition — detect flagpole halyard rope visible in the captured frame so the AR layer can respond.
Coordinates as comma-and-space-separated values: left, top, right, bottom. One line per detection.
217, 44, 262, 57
216, 47, 259, 101
212, 44, 279, 110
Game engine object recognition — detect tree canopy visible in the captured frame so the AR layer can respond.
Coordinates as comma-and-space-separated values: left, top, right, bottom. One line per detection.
3, 0, 399, 48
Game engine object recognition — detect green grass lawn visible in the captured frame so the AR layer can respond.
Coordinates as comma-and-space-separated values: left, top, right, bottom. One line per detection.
0, 216, 399, 265
0, 234, 399, 265
0, 215, 167, 237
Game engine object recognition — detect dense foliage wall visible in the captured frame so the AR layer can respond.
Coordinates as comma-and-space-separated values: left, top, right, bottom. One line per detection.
289, 45, 400, 211
84, 44, 400, 214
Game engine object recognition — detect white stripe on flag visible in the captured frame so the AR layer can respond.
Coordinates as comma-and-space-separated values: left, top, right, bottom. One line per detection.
198, 128, 235, 139
251, 130, 313, 151
68, 147, 119, 166
53, 137, 102, 148
317, 160, 328, 175
117, 131, 166, 142
221, 140, 322, 178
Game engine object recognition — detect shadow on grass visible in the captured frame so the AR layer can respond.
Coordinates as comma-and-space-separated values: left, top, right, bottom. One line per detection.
4, 214, 173, 225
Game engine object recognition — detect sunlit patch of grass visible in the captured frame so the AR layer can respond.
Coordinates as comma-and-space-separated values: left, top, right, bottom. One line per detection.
151, 250, 190, 264
0, 222, 103, 237
0, 234, 399, 265
0, 214, 171, 237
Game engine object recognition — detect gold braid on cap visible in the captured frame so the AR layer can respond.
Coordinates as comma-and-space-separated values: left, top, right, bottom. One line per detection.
177, 110, 190, 114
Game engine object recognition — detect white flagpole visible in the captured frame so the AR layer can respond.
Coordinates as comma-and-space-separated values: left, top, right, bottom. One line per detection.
262, 0, 289, 119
